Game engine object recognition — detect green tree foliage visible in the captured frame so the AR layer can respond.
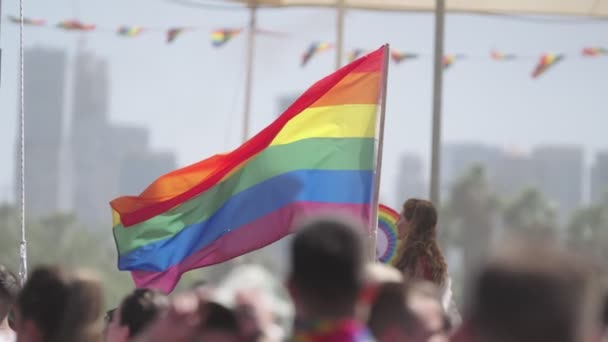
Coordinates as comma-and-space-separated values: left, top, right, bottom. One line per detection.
567, 195, 608, 264
502, 188, 558, 238
0, 204, 133, 308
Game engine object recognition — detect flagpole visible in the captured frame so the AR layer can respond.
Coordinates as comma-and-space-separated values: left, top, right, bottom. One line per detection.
242, 2, 257, 142
335, 0, 345, 69
368, 44, 390, 262
429, 0, 445, 206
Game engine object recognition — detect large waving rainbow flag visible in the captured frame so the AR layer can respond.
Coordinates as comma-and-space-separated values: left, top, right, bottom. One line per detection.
110, 46, 387, 292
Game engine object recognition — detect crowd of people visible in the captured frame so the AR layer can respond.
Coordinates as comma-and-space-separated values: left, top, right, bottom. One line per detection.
0, 198, 607, 341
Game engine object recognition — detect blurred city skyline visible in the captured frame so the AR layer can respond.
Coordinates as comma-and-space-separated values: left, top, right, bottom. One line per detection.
1, 0, 607, 215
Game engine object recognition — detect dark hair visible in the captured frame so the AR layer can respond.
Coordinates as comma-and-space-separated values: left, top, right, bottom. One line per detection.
395, 199, 447, 286
0, 264, 20, 320
17, 265, 104, 342
199, 302, 239, 332
368, 281, 419, 339
119, 288, 169, 338
466, 242, 597, 342
290, 216, 365, 316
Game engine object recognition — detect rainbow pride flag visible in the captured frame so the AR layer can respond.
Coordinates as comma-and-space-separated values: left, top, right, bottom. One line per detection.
110, 46, 388, 292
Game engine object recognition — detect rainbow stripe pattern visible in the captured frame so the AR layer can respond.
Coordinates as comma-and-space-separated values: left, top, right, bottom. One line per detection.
57, 20, 95, 31
211, 28, 242, 47
118, 26, 143, 37
377, 204, 401, 264
302, 42, 333, 66
9, 15, 46, 26
582, 47, 608, 57
391, 50, 418, 64
110, 46, 388, 292
491, 50, 516, 60
531, 53, 564, 78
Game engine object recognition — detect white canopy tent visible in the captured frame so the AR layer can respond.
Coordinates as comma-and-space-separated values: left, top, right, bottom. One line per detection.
221, 0, 608, 205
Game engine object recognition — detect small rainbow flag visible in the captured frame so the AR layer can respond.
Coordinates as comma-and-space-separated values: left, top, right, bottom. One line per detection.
118, 26, 144, 37
166, 28, 185, 43
531, 53, 564, 78
390, 50, 418, 64
57, 20, 95, 31
443, 54, 456, 69
491, 50, 516, 60
211, 28, 242, 47
582, 47, 608, 57
110, 46, 388, 292
8, 15, 46, 26
377, 204, 401, 264
347, 49, 365, 63
301, 42, 333, 67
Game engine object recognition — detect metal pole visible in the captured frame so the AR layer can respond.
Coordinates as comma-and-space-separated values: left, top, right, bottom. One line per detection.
335, 0, 345, 69
368, 45, 390, 262
429, 0, 445, 206
242, 4, 257, 142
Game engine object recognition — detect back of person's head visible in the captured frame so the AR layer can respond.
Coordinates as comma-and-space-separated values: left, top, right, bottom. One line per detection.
402, 198, 438, 238
0, 264, 20, 321
289, 216, 365, 318
119, 288, 169, 339
196, 301, 241, 342
16, 265, 104, 342
368, 281, 422, 342
461, 240, 600, 342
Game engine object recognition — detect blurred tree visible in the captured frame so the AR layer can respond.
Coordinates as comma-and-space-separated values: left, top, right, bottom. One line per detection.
567, 195, 608, 264
0, 205, 133, 308
502, 188, 558, 238
440, 166, 500, 284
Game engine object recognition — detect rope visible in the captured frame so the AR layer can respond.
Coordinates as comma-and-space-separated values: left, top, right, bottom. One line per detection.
19, 0, 28, 286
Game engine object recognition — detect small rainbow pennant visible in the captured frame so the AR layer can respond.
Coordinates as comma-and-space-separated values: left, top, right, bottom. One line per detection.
377, 204, 401, 264
347, 49, 365, 62
391, 50, 418, 64
166, 28, 185, 43
582, 47, 608, 57
301, 42, 333, 67
9, 15, 46, 26
491, 50, 516, 60
211, 28, 242, 47
531, 53, 564, 78
57, 20, 95, 31
117, 26, 143, 37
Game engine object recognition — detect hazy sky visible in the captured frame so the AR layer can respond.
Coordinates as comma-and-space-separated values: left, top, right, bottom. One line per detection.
1, 0, 607, 207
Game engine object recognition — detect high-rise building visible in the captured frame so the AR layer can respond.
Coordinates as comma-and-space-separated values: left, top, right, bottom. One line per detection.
591, 151, 608, 204
441, 142, 502, 198
531, 145, 584, 221
119, 152, 177, 195
14, 47, 67, 218
395, 152, 426, 203
488, 149, 534, 198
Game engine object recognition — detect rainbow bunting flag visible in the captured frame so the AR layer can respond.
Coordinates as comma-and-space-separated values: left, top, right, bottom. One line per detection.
166, 28, 185, 43
8, 15, 46, 26
118, 26, 143, 37
347, 49, 365, 63
110, 46, 388, 292
491, 50, 516, 60
301, 42, 333, 67
211, 28, 242, 47
531, 53, 563, 78
391, 50, 418, 64
57, 20, 95, 31
443, 54, 456, 69
582, 47, 608, 57
376, 204, 401, 264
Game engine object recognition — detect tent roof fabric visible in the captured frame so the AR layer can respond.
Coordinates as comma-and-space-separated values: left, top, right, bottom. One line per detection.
227, 0, 608, 17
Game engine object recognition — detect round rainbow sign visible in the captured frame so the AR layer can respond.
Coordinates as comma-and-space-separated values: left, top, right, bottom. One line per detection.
376, 204, 401, 264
